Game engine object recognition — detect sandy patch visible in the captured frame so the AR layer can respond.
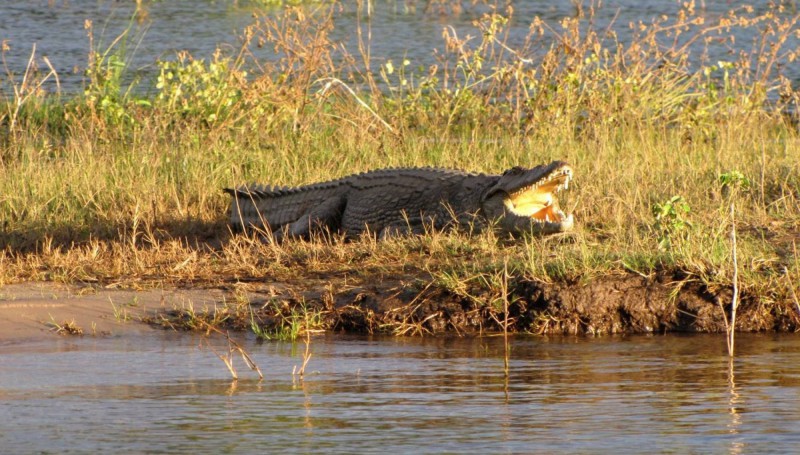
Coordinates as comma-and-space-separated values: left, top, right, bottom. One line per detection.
0, 282, 226, 343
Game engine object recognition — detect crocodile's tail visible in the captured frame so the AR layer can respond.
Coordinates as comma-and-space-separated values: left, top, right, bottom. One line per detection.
223, 185, 280, 232
224, 181, 345, 234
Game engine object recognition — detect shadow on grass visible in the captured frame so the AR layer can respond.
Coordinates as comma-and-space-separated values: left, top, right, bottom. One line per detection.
1, 217, 232, 254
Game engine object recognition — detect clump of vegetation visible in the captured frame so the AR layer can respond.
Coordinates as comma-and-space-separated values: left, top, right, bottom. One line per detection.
46, 317, 84, 336
250, 301, 326, 341
155, 50, 245, 124
1, 2, 799, 334
652, 196, 692, 252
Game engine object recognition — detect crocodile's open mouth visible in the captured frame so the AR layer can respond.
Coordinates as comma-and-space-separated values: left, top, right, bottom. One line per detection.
504, 165, 573, 224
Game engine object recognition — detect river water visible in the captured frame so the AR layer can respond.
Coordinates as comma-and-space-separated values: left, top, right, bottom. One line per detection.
2, 332, 800, 453
1, 1, 798, 95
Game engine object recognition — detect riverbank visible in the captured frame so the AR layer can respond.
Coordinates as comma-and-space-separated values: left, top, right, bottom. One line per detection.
1, 223, 798, 343
1, 3, 799, 340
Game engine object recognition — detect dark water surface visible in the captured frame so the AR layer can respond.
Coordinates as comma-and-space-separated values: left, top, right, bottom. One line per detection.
2, 1, 798, 94
2, 332, 800, 453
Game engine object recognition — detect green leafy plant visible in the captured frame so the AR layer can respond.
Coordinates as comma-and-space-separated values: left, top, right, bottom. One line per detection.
652, 196, 692, 251
82, 18, 147, 126
719, 170, 751, 197
155, 50, 244, 124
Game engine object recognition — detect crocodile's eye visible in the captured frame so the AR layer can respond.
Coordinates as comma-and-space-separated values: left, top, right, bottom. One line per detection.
502, 166, 526, 176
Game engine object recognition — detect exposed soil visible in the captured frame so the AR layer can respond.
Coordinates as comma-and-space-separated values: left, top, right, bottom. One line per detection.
2, 269, 798, 342
228, 269, 800, 336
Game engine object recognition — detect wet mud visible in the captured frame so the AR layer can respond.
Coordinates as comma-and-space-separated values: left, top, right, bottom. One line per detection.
224, 270, 800, 336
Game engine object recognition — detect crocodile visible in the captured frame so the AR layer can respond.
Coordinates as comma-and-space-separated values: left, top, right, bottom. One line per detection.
224, 160, 574, 240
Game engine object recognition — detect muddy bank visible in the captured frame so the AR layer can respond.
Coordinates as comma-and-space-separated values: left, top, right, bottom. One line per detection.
2, 270, 798, 342
192, 270, 800, 336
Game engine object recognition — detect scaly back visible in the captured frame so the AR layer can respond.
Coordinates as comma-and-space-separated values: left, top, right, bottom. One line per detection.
224, 167, 490, 233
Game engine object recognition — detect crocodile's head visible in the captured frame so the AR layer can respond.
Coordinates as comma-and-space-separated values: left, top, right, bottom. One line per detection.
481, 161, 574, 235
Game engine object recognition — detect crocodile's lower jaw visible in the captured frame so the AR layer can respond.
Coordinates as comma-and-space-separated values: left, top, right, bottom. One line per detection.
542, 213, 574, 232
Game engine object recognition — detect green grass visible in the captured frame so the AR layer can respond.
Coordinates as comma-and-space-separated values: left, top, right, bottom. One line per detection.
250, 300, 325, 341
0, 2, 798, 313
